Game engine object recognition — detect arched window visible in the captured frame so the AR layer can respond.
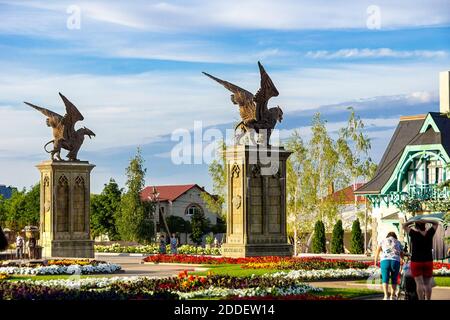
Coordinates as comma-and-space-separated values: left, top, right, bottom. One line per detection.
185, 203, 203, 217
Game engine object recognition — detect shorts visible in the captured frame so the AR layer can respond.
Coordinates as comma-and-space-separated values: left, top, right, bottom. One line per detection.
410, 261, 433, 278
380, 260, 400, 284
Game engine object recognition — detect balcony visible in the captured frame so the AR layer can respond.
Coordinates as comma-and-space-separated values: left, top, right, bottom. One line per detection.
367, 184, 450, 208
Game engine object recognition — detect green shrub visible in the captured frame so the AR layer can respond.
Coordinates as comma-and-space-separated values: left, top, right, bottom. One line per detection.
330, 220, 344, 254
350, 219, 364, 254
311, 220, 326, 253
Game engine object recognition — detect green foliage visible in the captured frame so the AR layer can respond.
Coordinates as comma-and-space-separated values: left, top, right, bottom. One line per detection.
350, 219, 364, 254
0, 184, 40, 232
190, 209, 210, 245
201, 140, 227, 220
116, 148, 153, 243
331, 220, 345, 254
90, 178, 122, 240
285, 109, 375, 252
210, 219, 226, 234
399, 198, 423, 215
166, 216, 191, 233
311, 220, 326, 253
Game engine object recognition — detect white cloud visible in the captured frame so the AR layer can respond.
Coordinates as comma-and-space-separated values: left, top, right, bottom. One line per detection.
1, 0, 449, 36
306, 48, 448, 59
278, 116, 400, 141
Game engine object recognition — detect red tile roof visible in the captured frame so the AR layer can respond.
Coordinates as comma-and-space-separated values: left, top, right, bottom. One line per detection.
328, 183, 366, 204
140, 184, 206, 202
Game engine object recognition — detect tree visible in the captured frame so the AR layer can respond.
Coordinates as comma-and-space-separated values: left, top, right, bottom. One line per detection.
285, 110, 376, 253
350, 219, 364, 254
3, 184, 39, 232
166, 216, 191, 234
190, 209, 210, 245
311, 220, 326, 253
90, 178, 122, 240
331, 219, 345, 254
116, 148, 153, 243
0, 195, 6, 227
22, 183, 40, 227
201, 140, 227, 220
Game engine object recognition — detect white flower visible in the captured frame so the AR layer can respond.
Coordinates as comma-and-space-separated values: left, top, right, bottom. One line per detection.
0, 263, 121, 275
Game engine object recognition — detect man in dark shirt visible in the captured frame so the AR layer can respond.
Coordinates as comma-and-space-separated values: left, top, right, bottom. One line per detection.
402, 218, 439, 300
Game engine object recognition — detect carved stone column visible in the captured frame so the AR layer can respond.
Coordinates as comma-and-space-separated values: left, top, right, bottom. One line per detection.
37, 160, 95, 258
222, 145, 293, 257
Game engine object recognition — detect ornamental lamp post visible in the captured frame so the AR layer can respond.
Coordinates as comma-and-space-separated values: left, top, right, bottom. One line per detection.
148, 186, 160, 243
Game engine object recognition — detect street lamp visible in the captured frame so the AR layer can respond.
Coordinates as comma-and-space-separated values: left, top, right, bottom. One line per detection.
148, 186, 160, 243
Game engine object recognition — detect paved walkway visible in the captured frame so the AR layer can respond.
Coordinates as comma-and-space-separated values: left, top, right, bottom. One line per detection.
95, 254, 206, 277
308, 280, 450, 300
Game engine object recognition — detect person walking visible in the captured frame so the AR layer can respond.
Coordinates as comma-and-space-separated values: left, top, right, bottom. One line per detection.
159, 234, 167, 254
402, 218, 439, 300
170, 233, 178, 254
374, 232, 403, 300
15, 233, 24, 259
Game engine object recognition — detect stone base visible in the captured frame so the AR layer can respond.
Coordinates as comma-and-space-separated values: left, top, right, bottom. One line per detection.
42, 240, 94, 259
222, 243, 293, 258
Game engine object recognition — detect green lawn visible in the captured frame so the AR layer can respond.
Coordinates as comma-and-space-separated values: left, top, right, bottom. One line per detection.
434, 277, 450, 287
193, 264, 279, 277
319, 287, 381, 299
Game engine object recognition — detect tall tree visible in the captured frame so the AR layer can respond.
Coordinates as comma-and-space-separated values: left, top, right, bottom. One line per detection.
286, 131, 317, 253
311, 220, 326, 253
201, 140, 227, 220
117, 148, 153, 243
90, 178, 122, 240
350, 219, 364, 254
331, 219, 345, 254
190, 209, 210, 245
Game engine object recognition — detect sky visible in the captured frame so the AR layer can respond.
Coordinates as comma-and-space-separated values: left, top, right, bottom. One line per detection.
0, 0, 449, 193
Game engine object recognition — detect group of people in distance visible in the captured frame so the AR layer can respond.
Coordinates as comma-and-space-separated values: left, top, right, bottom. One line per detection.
374, 218, 439, 300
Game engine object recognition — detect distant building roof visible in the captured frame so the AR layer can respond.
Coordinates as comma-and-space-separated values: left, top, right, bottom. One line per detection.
355, 112, 450, 195
328, 183, 366, 204
140, 184, 209, 202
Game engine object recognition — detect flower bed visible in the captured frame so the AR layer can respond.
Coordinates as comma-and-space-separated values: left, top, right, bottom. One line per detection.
143, 254, 371, 270
266, 268, 375, 281
95, 244, 221, 256
0, 260, 121, 275
0, 272, 332, 300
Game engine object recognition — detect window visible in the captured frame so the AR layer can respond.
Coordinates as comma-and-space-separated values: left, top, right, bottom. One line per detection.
426, 160, 443, 184
186, 204, 202, 217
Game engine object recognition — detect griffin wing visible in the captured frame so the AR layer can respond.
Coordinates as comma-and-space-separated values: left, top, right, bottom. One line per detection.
253, 61, 279, 121
59, 92, 84, 125
202, 72, 256, 123
24, 102, 63, 120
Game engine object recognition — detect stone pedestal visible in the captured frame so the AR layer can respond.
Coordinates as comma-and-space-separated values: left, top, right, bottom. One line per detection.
222, 145, 293, 257
36, 160, 95, 258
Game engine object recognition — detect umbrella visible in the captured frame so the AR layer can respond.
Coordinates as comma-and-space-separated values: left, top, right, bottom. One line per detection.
406, 213, 445, 223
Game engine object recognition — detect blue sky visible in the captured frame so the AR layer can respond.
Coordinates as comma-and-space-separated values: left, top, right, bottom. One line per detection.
0, 0, 449, 193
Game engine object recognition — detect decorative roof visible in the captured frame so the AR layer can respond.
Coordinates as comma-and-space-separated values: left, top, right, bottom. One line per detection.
355, 112, 450, 195
140, 184, 208, 202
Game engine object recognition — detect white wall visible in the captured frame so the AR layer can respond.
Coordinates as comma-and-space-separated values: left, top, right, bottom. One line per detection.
163, 187, 218, 225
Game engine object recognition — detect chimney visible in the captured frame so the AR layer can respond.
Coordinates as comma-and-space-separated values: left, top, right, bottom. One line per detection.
440, 71, 450, 114
327, 183, 334, 195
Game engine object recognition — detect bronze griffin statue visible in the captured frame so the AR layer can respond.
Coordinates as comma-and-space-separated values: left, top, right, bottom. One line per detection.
25, 93, 95, 161
203, 61, 283, 145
